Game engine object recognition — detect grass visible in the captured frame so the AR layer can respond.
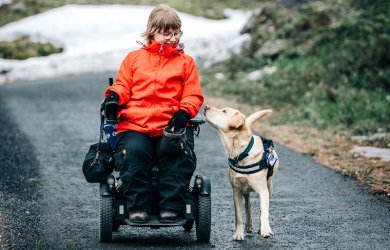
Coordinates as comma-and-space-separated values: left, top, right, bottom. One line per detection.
202, 0, 390, 136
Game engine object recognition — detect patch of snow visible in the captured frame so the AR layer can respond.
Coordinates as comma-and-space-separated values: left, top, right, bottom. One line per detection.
0, 5, 252, 84
0, 0, 13, 7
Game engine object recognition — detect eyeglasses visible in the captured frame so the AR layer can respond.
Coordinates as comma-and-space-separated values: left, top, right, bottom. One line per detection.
159, 31, 183, 40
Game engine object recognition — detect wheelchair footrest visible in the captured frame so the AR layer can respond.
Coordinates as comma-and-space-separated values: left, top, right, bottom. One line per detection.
124, 215, 187, 227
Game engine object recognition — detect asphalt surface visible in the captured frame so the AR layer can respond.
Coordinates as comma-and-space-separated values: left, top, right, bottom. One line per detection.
0, 73, 389, 249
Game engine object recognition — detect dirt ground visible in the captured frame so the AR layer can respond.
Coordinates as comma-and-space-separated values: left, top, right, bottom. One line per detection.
205, 95, 390, 196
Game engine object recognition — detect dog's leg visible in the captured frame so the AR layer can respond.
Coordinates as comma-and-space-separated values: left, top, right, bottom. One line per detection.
255, 182, 274, 238
232, 189, 245, 241
243, 193, 253, 233
267, 179, 273, 198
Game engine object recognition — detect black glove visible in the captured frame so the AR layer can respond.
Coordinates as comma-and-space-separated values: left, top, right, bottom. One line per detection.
167, 109, 190, 131
101, 92, 119, 110
101, 92, 119, 121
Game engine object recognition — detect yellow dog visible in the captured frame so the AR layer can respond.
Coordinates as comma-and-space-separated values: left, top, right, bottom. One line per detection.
204, 105, 279, 240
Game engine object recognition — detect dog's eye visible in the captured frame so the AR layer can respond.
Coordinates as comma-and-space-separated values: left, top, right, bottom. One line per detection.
222, 110, 227, 113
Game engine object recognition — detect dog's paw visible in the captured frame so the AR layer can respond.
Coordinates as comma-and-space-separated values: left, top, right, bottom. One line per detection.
245, 226, 253, 233
233, 232, 245, 241
258, 225, 274, 238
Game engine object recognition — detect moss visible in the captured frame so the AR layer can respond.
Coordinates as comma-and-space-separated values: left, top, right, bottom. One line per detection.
0, 36, 63, 60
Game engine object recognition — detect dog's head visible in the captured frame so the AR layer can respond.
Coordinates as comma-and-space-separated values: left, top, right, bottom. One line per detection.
204, 105, 272, 135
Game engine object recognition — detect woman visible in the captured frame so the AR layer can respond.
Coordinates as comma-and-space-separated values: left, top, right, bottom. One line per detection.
102, 4, 204, 223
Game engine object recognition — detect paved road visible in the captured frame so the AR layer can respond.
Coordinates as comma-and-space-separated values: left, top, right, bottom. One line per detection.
0, 73, 389, 249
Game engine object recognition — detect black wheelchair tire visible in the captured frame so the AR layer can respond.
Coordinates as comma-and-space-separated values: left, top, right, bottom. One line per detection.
196, 194, 211, 242
99, 195, 113, 242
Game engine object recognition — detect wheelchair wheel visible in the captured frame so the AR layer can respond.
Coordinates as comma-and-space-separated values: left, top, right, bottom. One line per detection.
196, 194, 211, 242
99, 195, 113, 242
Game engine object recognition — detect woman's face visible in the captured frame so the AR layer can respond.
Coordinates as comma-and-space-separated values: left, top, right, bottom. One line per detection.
154, 28, 182, 45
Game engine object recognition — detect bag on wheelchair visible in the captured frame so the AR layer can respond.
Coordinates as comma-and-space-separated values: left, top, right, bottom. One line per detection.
82, 112, 115, 183
160, 127, 193, 157
82, 142, 115, 183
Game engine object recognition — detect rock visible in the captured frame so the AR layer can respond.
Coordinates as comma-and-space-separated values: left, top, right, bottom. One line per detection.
255, 39, 289, 56
9, 2, 26, 11
351, 132, 389, 143
247, 66, 277, 81
350, 146, 390, 162
214, 72, 225, 80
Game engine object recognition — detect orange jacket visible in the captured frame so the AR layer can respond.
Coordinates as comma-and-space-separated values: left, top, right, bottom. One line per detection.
105, 40, 204, 137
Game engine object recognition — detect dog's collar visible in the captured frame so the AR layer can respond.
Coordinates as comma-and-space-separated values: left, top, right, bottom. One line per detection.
230, 136, 254, 164
228, 136, 277, 178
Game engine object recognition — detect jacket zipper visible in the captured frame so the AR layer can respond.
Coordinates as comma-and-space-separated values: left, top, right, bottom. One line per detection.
151, 50, 163, 132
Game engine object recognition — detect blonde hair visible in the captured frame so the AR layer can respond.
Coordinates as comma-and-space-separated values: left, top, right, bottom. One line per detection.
142, 4, 181, 44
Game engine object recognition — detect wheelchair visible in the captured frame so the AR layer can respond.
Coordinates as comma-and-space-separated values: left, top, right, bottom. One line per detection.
98, 82, 211, 243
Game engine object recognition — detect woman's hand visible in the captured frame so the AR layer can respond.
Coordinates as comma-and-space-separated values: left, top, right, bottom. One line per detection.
101, 92, 119, 120
101, 92, 119, 110
167, 110, 190, 131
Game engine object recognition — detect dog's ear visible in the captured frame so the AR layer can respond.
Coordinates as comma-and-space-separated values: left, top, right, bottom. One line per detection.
228, 113, 245, 130
246, 109, 272, 127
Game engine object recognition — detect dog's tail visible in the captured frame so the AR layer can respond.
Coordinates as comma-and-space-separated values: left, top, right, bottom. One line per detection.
246, 109, 272, 127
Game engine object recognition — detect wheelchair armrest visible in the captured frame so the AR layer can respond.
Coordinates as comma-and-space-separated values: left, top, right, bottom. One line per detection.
188, 112, 205, 125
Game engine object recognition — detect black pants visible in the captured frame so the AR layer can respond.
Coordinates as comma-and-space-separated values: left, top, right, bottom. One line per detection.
114, 129, 196, 214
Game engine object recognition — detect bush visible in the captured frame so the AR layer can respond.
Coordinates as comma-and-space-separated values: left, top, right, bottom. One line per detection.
0, 36, 63, 60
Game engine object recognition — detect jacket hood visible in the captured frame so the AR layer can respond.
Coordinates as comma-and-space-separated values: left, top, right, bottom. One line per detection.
142, 40, 184, 56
